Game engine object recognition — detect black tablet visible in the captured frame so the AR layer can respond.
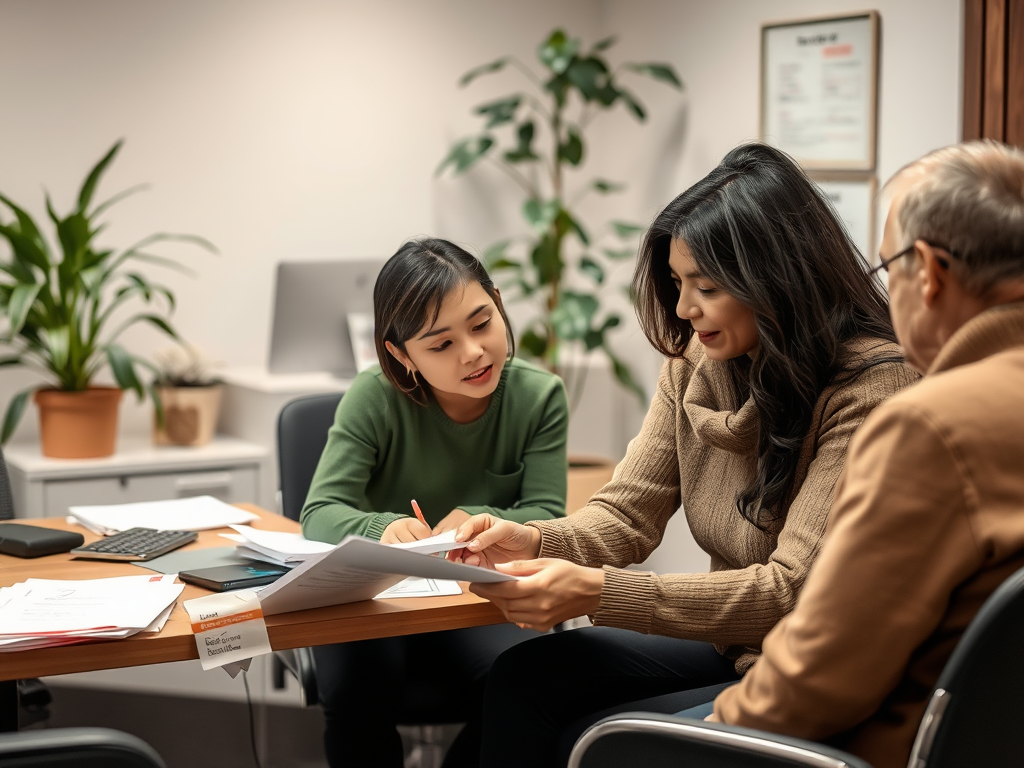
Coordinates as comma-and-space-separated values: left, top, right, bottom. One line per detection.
178, 563, 289, 592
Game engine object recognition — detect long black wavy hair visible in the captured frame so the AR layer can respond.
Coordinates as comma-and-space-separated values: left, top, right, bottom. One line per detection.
634, 143, 899, 530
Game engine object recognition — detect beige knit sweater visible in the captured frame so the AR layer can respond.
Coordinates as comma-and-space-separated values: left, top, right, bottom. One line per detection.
530, 336, 918, 672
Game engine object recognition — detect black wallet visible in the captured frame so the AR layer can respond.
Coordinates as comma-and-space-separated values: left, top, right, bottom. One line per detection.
0, 523, 85, 558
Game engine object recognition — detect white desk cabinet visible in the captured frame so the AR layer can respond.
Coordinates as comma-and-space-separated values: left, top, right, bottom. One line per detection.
4, 436, 271, 519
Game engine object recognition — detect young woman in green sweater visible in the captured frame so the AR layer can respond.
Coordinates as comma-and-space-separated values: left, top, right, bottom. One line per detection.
300, 238, 568, 768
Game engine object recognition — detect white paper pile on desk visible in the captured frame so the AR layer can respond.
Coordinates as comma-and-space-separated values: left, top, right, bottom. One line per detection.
224, 526, 466, 599
0, 574, 183, 652
68, 495, 258, 535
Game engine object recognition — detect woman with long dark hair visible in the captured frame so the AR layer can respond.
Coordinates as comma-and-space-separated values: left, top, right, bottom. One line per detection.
449, 143, 919, 767
301, 238, 568, 768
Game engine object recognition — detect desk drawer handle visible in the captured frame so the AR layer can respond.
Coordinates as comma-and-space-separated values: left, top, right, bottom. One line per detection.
175, 472, 234, 494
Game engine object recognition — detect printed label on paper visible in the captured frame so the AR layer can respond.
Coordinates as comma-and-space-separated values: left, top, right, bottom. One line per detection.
184, 590, 272, 674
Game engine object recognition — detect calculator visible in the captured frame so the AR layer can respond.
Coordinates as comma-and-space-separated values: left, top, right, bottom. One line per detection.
70, 527, 198, 561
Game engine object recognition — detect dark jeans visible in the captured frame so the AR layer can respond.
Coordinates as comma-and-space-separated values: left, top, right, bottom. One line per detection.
312, 623, 539, 768
480, 626, 741, 768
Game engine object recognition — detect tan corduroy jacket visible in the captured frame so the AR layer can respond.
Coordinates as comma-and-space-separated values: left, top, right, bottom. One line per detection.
529, 335, 917, 672
715, 302, 1024, 768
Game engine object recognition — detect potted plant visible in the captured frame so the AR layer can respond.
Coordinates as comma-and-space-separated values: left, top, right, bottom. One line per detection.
152, 344, 223, 447
438, 29, 682, 407
0, 140, 216, 458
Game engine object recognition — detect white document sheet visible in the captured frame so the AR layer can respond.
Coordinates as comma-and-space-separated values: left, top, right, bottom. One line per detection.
68, 496, 259, 534
226, 525, 334, 564
376, 578, 463, 599
388, 530, 464, 556
257, 534, 516, 616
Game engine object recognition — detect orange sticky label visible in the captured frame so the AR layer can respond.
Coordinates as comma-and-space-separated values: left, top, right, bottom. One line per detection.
191, 608, 264, 634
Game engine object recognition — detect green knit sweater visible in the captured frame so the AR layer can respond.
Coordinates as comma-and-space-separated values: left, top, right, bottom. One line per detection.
300, 357, 568, 544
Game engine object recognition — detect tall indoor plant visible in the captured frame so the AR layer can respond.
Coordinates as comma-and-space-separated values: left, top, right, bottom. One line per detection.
0, 140, 216, 457
438, 29, 682, 404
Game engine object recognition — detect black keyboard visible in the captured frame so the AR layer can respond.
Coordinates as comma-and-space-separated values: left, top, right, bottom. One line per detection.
70, 527, 198, 561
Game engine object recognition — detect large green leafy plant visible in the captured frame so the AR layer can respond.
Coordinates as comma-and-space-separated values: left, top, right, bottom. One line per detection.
0, 140, 216, 441
438, 30, 682, 403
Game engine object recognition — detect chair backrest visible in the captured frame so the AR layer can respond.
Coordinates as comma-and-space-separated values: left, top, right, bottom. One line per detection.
276, 392, 344, 522
0, 445, 14, 520
907, 562, 1024, 768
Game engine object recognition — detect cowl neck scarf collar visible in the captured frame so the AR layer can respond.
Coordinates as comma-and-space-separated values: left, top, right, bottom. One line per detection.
682, 354, 759, 455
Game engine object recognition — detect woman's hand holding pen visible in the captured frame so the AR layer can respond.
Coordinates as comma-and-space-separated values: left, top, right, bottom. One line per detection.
381, 517, 431, 544
448, 514, 541, 569
469, 559, 605, 632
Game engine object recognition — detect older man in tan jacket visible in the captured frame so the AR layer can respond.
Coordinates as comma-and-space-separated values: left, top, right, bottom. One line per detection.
712, 140, 1024, 768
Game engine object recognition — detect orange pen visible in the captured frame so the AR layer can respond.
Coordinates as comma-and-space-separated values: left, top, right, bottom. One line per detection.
410, 499, 429, 528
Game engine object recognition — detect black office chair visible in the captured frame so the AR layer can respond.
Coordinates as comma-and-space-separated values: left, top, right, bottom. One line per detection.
0, 727, 166, 767
568, 562, 1024, 768
271, 391, 344, 707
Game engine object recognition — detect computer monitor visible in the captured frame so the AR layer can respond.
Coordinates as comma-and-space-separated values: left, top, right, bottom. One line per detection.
268, 260, 385, 378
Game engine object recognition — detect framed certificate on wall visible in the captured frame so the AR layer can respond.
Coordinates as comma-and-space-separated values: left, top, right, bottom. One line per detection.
761, 12, 880, 170
810, 174, 878, 261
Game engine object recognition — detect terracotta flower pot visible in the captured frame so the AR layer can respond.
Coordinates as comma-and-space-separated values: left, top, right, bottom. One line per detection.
34, 387, 123, 459
153, 384, 223, 446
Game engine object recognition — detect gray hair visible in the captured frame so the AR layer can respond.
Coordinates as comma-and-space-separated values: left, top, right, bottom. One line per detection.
885, 140, 1024, 296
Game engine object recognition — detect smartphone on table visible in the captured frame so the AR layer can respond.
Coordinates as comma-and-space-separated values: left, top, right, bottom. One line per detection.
178, 563, 289, 592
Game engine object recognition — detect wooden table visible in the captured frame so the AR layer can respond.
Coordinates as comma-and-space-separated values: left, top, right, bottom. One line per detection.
0, 505, 505, 729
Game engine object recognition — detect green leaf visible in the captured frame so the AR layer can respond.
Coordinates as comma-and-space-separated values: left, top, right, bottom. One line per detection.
537, 29, 579, 74
618, 88, 646, 120
1, 389, 32, 444
7, 283, 43, 336
92, 183, 149, 218
593, 179, 626, 194
77, 140, 123, 213
474, 95, 521, 128
557, 208, 590, 245
490, 257, 522, 271
459, 57, 508, 86
550, 291, 598, 340
522, 198, 560, 234
544, 73, 571, 108
482, 239, 512, 269
504, 121, 540, 163
606, 348, 647, 406
436, 135, 495, 176
0, 355, 23, 367
519, 327, 548, 358
558, 129, 584, 166
106, 343, 144, 399
591, 36, 617, 52
149, 382, 165, 427
41, 326, 70, 374
626, 62, 683, 90
0, 191, 47, 251
579, 256, 604, 285
603, 247, 635, 260
530, 233, 563, 284
0, 222, 49, 272
566, 56, 608, 101
611, 221, 645, 239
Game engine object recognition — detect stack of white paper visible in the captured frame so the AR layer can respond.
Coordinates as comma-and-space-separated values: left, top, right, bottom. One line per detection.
69, 495, 259, 535
0, 574, 184, 652
223, 525, 334, 567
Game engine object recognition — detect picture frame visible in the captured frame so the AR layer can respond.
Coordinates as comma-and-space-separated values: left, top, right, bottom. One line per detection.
761, 11, 880, 171
810, 173, 878, 262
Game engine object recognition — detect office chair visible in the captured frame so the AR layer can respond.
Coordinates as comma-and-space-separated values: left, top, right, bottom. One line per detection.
0, 727, 166, 767
568, 561, 1024, 768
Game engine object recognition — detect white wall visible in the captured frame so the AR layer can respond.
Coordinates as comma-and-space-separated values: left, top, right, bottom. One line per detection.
0, 0, 962, 570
